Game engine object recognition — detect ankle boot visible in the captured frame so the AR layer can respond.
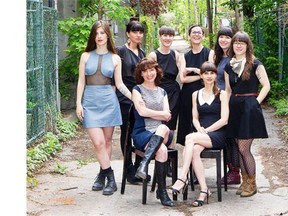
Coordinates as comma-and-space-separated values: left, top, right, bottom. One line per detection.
103, 169, 117, 196
92, 168, 105, 191
135, 135, 164, 179
240, 175, 257, 197
155, 161, 175, 207
222, 163, 240, 185
236, 173, 248, 195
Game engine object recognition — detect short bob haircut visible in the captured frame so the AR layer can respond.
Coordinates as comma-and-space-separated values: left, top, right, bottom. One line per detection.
134, 57, 163, 86
159, 26, 175, 36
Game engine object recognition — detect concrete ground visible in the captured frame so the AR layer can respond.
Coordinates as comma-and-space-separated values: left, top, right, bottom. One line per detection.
26, 36, 288, 216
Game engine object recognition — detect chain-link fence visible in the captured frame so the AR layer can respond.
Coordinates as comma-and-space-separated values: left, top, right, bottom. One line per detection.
26, 0, 58, 146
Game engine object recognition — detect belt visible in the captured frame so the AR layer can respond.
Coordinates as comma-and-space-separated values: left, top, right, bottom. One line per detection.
233, 93, 258, 97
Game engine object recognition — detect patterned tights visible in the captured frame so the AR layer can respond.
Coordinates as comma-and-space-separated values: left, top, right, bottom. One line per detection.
226, 138, 240, 168
237, 139, 255, 176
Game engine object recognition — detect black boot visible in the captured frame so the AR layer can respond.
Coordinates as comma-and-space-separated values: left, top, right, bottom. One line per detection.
133, 155, 151, 182
126, 164, 139, 185
92, 168, 105, 191
155, 161, 175, 207
135, 135, 164, 179
166, 159, 173, 178
103, 169, 117, 196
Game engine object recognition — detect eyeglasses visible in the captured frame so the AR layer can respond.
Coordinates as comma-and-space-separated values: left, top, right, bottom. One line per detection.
233, 42, 246, 46
191, 31, 202, 35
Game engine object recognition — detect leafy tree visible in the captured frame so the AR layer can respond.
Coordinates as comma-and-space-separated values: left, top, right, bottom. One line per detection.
130, 0, 166, 18
78, 0, 134, 23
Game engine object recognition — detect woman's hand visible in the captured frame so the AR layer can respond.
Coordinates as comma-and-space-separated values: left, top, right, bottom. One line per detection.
197, 126, 207, 134
76, 104, 84, 122
162, 110, 171, 122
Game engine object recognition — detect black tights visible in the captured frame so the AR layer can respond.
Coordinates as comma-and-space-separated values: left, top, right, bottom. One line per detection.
225, 138, 240, 168
237, 139, 255, 176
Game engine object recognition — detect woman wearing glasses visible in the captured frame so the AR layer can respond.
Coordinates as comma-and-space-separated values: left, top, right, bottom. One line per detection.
224, 31, 270, 197
177, 25, 214, 146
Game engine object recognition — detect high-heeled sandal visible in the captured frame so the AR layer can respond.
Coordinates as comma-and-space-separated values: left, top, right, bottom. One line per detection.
170, 178, 188, 195
192, 189, 212, 207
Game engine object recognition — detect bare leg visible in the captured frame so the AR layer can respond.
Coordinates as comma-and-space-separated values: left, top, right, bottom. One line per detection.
103, 127, 114, 160
192, 144, 210, 203
171, 132, 212, 191
87, 127, 114, 169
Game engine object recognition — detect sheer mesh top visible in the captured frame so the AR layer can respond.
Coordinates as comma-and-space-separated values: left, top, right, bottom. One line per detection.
85, 51, 114, 85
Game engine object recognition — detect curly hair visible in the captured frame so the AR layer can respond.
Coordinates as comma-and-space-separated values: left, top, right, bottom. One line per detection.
134, 57, 163, 85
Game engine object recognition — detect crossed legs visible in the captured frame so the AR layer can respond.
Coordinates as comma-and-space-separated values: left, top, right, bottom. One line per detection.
172, 132, 212, 196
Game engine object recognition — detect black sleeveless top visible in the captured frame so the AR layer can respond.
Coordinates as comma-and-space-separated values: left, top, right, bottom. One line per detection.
155, 49, 178, 82
116, 45, 145, 104
183, 47, 211, 91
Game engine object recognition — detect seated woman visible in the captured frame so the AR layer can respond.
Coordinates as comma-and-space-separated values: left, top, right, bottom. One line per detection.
171, 61, 229, 207
131, 57, 175, 207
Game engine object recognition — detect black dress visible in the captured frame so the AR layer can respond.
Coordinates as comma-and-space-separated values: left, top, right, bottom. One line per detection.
225, 59, 268, 139
196, 89, 226, 149
116, 45, 145, 159
155, 49, 180, 130
176, 47, 211, 145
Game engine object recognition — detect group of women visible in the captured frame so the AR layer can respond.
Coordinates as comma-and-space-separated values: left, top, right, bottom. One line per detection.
75, 19, 270, 207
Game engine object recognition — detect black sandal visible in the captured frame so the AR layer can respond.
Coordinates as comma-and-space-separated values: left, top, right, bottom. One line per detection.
170, 178, 188, 195
192, 189, 211, 207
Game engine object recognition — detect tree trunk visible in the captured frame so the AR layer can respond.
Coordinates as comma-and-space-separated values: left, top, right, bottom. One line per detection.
234, 0, 244, 31
206, 0, 213, 48
194, 0, 198, 24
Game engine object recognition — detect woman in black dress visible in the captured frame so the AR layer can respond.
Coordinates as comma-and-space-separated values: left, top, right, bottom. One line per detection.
116, 20, 146, 184
177, 25, 214, 146
224, 31, 270, 197
171, 62, 229, 207
148, 26, 185, 176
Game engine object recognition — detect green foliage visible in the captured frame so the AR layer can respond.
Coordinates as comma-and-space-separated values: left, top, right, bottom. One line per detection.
52, 163, 68, 175
242, 1, 288, 104
157, 12, 176, 27
58, 17, 96, 83
268, 80, 287, 99
26, 115, 78, 178
26, 177, 39, 188
140, 16, 159, 53
26, 132, 61, 177
26, 101, 37, 109
268, 98, 288, 116
79, 0, 134, 24
57, 113, 78, 141
76, 158, 96, 168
